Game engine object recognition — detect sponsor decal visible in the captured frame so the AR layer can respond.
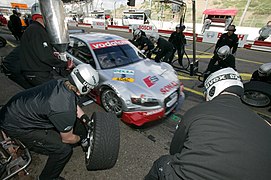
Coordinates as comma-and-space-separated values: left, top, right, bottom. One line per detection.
90, 40, 130, 49
143, 76, 159, 88
160, 81, 179, 94
113, 69, 134, 75
112, 77, 135, 82
205, 73, 241, 89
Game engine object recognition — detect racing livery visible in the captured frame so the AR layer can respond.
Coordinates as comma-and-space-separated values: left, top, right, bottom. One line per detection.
66, 32, 185, 126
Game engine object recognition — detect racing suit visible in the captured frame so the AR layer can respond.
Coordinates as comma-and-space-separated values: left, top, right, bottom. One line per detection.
168, 31, 186, 66
0, 79, 84, 180
153, 37, 174, 64
202, 53, 236, 83
145, 94, 271, 180
214, 32, 239, 54
134, 36, 154, 58
1, 46, 32, 89
20, 21, 68, 87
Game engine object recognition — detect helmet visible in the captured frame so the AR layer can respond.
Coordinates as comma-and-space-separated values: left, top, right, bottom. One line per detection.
204, 67, 243, 101
133, 29, 141, 37
176, 24, 185, 31
217, 45, 231, 60
227, 25, 236, 32
31, 3, 42, 20
69, 64, 99, 95
149, 32, 159, 43
258, 62, 271, 77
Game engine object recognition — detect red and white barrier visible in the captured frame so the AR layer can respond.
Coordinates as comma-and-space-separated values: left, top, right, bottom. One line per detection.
74, 23, 271, 52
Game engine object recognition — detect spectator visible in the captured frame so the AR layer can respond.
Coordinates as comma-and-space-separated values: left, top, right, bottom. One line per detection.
169, 24, 186, 66
18, 13, 27, 30
214, 24, 238, 55
198, 45, 236, 88
149, 32, 174, 64
9, 10, 23, 40
0, 64, 99, 180
145, 67, 271, 180
0, 14, 8, 26
20, 2, 71, 87
258, 21, 271, 41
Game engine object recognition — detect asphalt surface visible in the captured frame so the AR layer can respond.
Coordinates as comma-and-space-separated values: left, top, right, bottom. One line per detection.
0, 25, 270, 180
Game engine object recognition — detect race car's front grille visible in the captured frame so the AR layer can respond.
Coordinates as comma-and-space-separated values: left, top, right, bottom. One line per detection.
164, 89, 180, 114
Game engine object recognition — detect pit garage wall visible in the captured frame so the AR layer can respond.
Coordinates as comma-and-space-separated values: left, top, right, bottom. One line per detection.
72, 22, 271, 52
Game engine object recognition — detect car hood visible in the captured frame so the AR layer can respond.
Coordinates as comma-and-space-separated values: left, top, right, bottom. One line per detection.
99, 59, 180, 98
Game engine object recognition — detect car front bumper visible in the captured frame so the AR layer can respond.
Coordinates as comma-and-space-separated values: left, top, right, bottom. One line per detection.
121, 92, 185, 126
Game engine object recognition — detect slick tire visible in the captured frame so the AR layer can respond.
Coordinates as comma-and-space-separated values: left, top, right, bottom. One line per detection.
85, 112, 120, 171
241, 81, 271, 107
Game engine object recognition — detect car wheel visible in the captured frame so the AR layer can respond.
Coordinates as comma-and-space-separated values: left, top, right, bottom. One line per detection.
101, 88, 123, 116
241, 81, 271, 107
85, 112, 120, 171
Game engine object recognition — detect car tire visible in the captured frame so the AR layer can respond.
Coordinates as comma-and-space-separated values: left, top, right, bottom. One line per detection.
101, 88, 123, 117
241, 81, 271, 107
85, 112, 120, 171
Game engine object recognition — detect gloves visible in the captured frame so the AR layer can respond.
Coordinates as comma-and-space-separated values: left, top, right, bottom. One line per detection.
67, 59, 75, 70
79, 114, 91, 125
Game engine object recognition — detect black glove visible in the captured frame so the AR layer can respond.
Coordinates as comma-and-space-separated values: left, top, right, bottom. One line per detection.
79, 114, 91, 125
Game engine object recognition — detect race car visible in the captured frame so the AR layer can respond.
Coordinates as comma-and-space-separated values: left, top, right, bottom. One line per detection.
66, 32, 185, 126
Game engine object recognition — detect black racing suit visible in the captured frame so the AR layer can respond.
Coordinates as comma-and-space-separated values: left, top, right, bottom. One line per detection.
203, 53, 236, 82
0, 79, 82, 180
20, 21, 68, 87
9, 14, 22, 40
135, 36, 154, 58
214, 32, 239, 54
2, 46, 32, 89
168, 31, 186, 66
146, 94, 271, 180
153, 37, 174, 64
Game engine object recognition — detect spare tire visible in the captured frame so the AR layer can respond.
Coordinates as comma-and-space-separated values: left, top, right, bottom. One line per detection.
85, 112, 120, 171
241, 81, 271, 107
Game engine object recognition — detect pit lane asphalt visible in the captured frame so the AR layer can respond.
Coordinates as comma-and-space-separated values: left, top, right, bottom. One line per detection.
0, 27, 270, 179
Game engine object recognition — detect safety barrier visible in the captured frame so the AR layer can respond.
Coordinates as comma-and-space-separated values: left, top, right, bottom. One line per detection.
76, 22, 271, 52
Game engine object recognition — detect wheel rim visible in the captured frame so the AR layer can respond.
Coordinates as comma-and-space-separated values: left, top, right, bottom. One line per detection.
242, 91, 271, 107
85, 119, 94, 162
101, 89, 122, 115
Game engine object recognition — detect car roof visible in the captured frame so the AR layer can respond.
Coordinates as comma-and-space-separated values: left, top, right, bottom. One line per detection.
70, 32, 126, 44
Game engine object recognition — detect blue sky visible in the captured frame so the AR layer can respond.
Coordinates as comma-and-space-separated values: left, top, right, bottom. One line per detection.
1, 0, 144, 10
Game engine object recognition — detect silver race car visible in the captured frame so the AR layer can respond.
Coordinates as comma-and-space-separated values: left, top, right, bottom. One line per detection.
66, 32, 185, 126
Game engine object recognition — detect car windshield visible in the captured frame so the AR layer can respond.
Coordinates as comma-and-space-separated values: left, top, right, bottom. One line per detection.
91, 40, 145, 69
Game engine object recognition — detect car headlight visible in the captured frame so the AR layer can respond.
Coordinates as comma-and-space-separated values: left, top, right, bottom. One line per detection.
131, 94, 159, 107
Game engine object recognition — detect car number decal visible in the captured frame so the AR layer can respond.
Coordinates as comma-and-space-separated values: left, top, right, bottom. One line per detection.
143, 76, 159, 88
112, 77, 135, 82
90, 40, 130, 49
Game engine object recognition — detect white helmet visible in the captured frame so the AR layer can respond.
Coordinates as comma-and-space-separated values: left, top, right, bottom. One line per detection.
258, 62, 271, 77
217, 45, 231, 60
204, 67, 243, 101
31, 2, 42, 20
149, 32, 159, 43
69, 64, 99, 95
133, 29, 141, 37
